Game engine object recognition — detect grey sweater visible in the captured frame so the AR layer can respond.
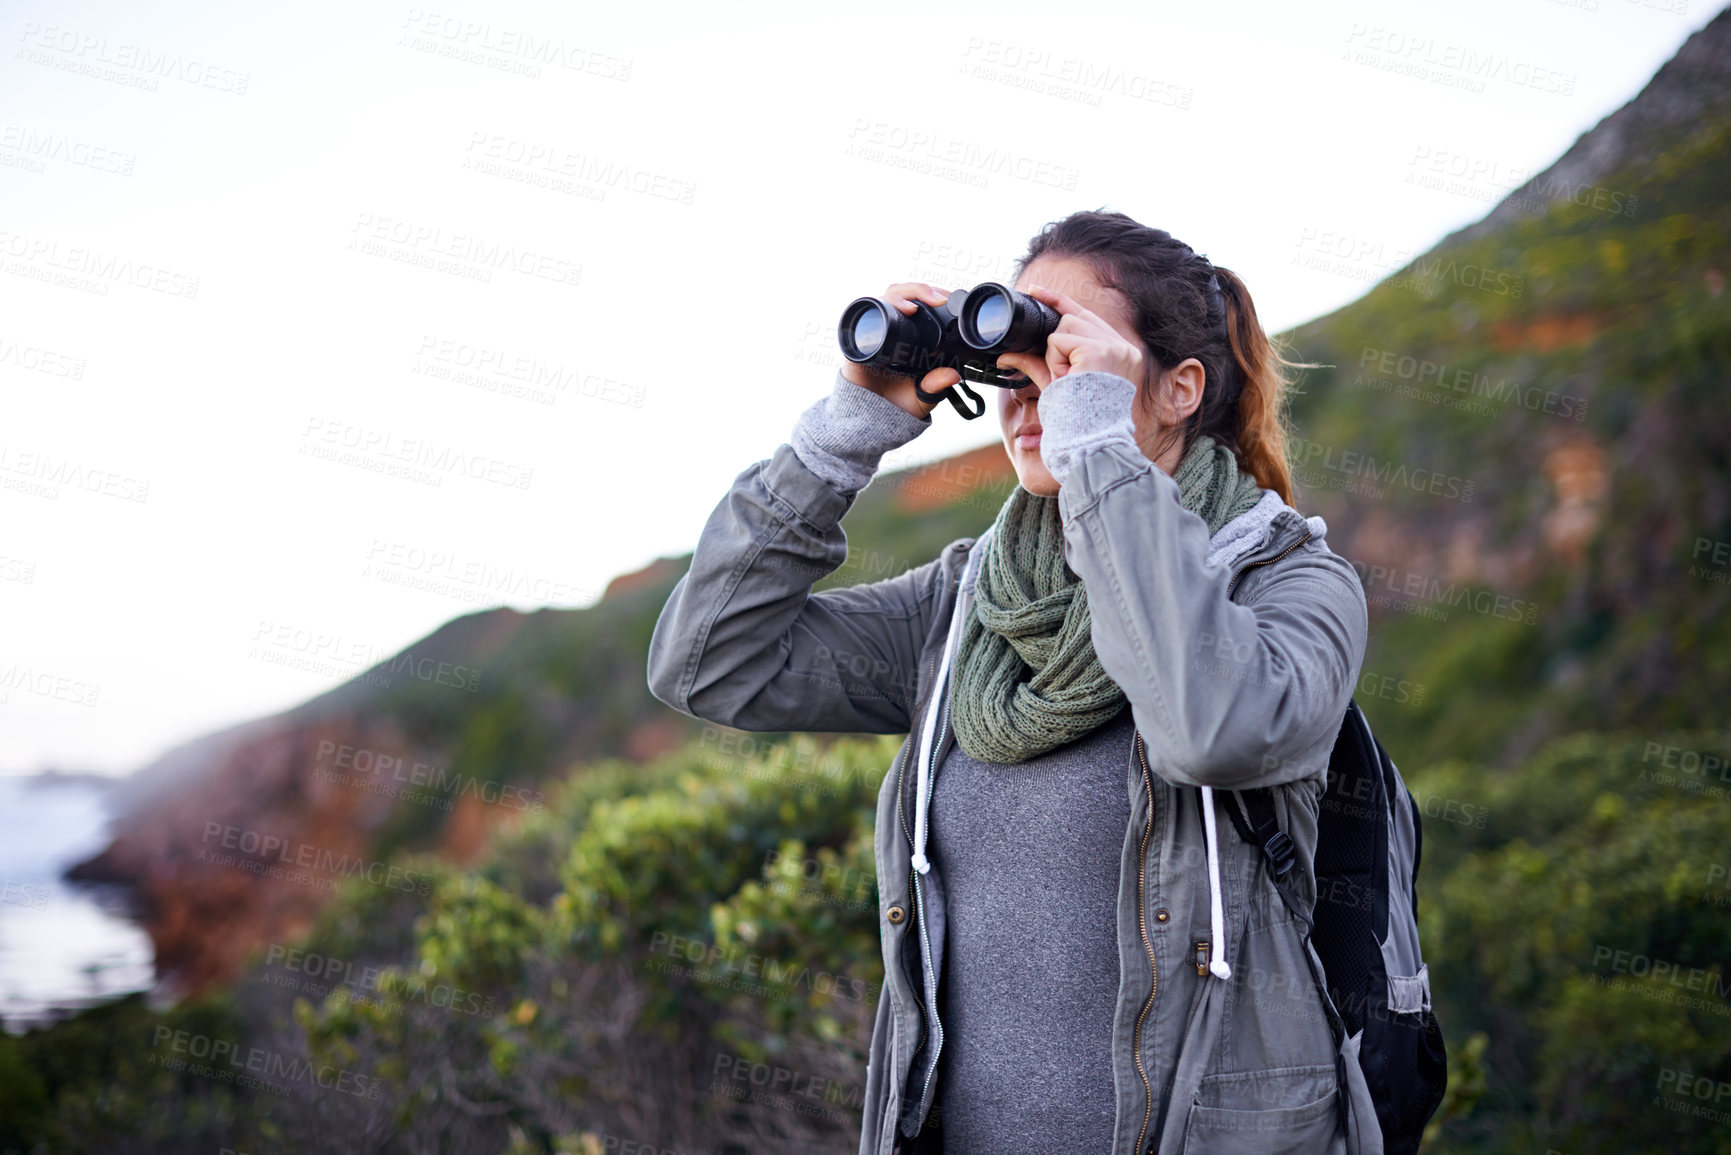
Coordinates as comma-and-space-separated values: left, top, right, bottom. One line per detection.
928, 702, 1134, 1152
790, 370, 1130, 1150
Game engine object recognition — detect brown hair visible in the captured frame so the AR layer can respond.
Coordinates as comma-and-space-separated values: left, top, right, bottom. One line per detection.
1011, 209, 1312, 505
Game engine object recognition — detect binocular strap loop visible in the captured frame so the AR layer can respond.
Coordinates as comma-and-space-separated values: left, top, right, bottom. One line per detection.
915, 379, 986, 421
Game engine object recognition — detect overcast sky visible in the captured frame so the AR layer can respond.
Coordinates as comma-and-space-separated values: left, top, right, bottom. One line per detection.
2, 0, 1720, 777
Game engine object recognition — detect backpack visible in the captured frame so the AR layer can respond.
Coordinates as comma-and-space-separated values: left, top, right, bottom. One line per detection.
1222, 698, 1449, 1155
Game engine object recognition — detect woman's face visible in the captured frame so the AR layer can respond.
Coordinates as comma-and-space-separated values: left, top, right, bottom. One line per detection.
993, 254, 1198, 496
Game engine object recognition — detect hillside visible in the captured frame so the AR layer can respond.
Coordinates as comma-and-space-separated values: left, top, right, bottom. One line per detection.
1282, 8, 1731, 766
65, 7, 1731, 1005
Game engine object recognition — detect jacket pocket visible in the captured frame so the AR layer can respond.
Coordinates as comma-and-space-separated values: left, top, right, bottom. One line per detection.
1182, 1065, 1340, 1154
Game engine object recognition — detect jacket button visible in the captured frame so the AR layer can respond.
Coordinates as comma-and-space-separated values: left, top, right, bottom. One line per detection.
887, 904, 906, 925
1154, 908, 1170, 923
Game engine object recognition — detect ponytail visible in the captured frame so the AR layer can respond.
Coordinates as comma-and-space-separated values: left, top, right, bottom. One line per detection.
1214, 266, 1312, 507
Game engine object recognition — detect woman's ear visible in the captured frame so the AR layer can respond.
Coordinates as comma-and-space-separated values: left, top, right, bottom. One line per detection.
1156, 357, 1208, 426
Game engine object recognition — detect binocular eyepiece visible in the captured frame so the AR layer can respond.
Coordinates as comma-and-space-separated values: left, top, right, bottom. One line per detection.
837, 283, 1060, 420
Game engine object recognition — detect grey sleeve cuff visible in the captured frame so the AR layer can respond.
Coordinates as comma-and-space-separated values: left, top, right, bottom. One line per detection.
1036, 370, 1140, 485
790, 368, 933, 495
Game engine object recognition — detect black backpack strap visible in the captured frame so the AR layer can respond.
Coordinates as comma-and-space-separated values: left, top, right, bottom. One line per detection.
1222, 785, 1352, 1141
1224, 787, 1297, 879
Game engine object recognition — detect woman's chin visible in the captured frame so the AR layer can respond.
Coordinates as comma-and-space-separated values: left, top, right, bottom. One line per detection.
1011, 455, 1061, 497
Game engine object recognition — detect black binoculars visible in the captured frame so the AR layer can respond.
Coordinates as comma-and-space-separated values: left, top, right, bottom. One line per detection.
837, 283, 1061, 420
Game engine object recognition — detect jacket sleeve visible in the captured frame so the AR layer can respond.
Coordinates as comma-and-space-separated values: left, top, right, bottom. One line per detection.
646, 373, 943, 735
1042, 372, 1368, 791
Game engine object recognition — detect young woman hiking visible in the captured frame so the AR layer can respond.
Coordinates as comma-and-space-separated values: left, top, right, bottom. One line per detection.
647, 210, 1375, 1155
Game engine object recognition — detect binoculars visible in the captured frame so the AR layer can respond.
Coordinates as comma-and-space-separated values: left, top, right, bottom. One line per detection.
837, 282, 1061, 420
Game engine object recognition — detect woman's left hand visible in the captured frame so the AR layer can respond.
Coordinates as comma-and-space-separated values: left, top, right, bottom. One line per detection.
995, 284, 1146, 388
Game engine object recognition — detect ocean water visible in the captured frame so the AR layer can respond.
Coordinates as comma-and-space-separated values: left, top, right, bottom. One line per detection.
0, 775, 155, 1032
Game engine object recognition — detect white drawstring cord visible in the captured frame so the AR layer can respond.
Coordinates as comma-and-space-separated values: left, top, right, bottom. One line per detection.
1200, 785, 1233, 980
910, 542, 983, 875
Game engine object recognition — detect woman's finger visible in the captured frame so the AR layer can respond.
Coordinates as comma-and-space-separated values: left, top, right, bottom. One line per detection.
886, 282, 951, 313
1026, 283, 1107, 331
995, 351, 1048, 390
1045, 331, 1082, 379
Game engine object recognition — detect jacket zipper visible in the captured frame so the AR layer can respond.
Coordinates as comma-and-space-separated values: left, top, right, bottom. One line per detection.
909, 668, 956, 1125
1129, 524, 1313, 1155
1131, 731, 1158, 1155
1226, 528, 1313, 599
890, 567, 957, 1137
891, 648, 933, 1135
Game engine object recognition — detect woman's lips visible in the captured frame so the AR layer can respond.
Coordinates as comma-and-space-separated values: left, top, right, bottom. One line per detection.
1015, 430, 1042, 450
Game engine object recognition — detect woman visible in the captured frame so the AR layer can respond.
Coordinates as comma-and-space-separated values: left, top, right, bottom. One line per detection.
646, 210, 1375, 1155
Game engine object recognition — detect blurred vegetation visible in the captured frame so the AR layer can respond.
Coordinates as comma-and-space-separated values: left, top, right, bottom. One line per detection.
10, 24, 1731, 1155
8, 725, 1731, 1153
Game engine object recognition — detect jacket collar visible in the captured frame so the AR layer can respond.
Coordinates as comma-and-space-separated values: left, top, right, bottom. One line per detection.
1211, 489, 1325, 577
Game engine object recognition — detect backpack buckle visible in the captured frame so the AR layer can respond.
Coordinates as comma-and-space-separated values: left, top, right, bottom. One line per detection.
1263, 830, 1296, 877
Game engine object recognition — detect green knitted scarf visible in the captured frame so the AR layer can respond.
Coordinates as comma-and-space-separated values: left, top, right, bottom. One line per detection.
950, 434, 1265, 764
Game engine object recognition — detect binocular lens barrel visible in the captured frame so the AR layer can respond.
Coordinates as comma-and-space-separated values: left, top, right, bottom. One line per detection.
970, 293, 1012, 345
834, 282, 1059, 404
957, 282, 1060, 354
840, 299, 892, 360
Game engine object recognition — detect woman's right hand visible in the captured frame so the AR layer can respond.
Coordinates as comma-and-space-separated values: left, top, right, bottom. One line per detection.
838, 282, 960, 421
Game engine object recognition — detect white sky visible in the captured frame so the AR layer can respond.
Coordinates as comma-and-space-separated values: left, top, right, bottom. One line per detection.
2, 0, 1720, 777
